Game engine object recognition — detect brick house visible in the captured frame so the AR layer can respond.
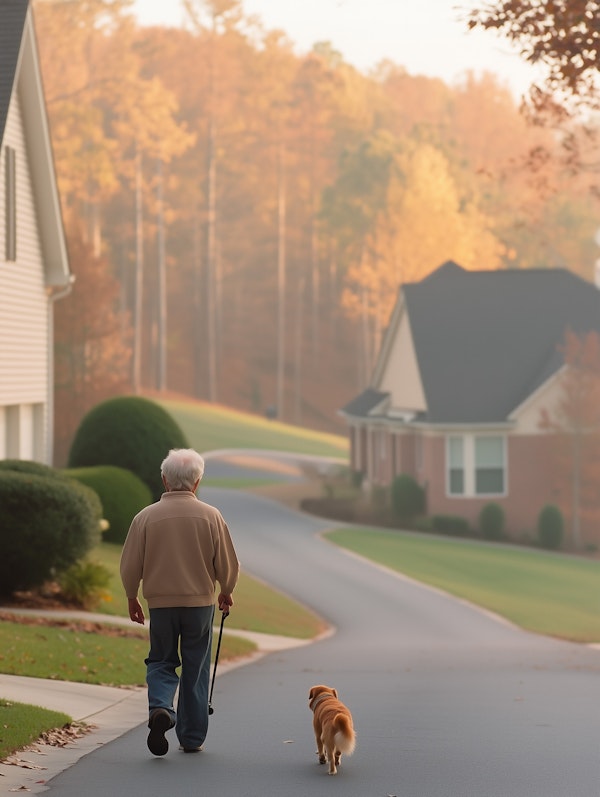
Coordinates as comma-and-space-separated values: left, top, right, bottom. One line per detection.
0, 0, 71, 464
340, 261, 600, 542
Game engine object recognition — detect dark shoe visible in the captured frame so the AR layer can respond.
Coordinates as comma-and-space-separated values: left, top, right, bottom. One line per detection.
147, 708, 172, 756
179, 744, 203, 753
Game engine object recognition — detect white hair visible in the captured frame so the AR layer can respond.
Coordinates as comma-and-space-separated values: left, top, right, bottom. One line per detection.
161, 448, 205, 491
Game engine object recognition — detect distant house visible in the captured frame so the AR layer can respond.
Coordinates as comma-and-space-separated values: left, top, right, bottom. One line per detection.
340, 261, 600, 539
0, 0, 71, 464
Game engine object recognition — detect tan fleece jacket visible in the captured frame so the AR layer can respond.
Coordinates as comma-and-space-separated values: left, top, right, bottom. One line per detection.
120, 491, 240, 609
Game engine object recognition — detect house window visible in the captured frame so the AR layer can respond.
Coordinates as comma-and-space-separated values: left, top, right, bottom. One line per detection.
475, 436, 505, 494
447, 436, 465, 495
446, 434, 506, 497
5, 145, 16, 261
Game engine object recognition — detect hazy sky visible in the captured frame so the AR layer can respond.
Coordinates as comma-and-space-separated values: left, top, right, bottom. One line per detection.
132, 0, 545, 100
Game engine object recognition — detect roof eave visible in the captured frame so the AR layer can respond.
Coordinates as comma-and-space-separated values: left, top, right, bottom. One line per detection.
19, 7, 70, 288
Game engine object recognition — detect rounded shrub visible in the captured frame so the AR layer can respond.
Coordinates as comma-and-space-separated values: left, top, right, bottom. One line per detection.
390, 474, 426, 521
537, 504, 564, 550
431, 514, 470, 536
479, 502, 505, 541
67, 396, 189, 500
0, 459, 71, 480
64, 465, 152, 544
0, 469, 102, 597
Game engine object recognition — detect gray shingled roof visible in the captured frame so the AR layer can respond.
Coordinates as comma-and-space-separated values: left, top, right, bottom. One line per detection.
340, 387, 389, 418
404, 261, 600, 424
0, 0, 29, 147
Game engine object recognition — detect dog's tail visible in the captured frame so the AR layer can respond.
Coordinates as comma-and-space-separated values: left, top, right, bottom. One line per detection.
333, 714, 356, 755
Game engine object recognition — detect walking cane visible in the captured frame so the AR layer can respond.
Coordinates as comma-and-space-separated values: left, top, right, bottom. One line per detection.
208, 609, 228, 715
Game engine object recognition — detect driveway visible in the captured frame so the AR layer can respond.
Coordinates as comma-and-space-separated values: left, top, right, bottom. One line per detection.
44, 461, 600, 797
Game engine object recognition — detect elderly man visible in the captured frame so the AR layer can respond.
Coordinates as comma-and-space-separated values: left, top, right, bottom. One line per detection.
120, 448, 240, 756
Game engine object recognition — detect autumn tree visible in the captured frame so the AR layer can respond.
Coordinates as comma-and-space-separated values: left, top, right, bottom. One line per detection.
468, 1, 600, 192
32, 2, 600, 438
468, 1, 600, 112
540, 329, 600, 549
54, 230, 133, 465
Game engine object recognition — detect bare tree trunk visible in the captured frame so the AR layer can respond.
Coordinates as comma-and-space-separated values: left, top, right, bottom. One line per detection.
193, 211, 204, 399
276, 142, 286, 420
205, 117, 218, 403
310, 210, 320, 356
360, 282, 371, 386
156, 158, 167, 392
132, 146, 144, 395
294, 274, 305, 425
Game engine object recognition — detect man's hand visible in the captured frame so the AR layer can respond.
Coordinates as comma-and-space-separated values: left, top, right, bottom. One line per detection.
218, 592, 233, 615
128, 597, 145, 624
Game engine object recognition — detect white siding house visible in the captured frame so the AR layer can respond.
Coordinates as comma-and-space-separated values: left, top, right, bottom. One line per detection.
0, 0, 71, 464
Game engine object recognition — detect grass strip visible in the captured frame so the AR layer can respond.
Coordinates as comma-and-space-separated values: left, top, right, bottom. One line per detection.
90, 544, 324, 638
0, 699, 71, 760
159, 398, 348, 459
0, 618, 254, 686
326, 527, 600, 643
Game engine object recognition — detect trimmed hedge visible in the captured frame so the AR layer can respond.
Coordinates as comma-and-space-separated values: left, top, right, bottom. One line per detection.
67, 396, 189, 500
64, 465, 152, 544
0, 468, 102, 596
0, 459, 71, 480
479, 502, 505, 541
391, 474, 426, 521
431, 514, 471, 536
537, 504, 564, 550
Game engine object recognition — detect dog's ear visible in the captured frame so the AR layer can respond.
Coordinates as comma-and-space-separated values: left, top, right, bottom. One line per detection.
309, 687, 315, 700
332, 688, 338, 698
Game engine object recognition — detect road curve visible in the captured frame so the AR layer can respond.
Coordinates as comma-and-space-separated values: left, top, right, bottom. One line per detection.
46, 481, 600, 797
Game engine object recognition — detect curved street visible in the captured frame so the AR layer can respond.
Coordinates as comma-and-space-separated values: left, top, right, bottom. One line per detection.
45, 463, 600, 797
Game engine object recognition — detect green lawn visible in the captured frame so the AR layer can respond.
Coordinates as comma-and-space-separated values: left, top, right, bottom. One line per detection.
0, 699, 71, 761
0, 618, 254, 687
326, 527, 600, 642
87, 542, 324, 639
158, 397, 348, 459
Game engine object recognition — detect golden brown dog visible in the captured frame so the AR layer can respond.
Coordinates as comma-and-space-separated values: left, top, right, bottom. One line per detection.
308, 684, 356, 775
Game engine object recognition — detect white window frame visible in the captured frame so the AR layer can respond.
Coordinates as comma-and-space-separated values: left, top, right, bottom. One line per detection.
446, 433, 507, 498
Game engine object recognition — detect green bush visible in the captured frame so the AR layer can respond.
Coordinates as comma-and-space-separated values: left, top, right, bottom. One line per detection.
0, 459, 71, 480
0, 470, 102, 597
370, 484, 390, 520
431, 514, 470, 536
57, 560, 112, 609
67, 396, 189, 500
64, 465, 152, 544
350, 470, 364, 489
537, 504, 564, 550
391, 474, 426, 520
479, 502, 505, 541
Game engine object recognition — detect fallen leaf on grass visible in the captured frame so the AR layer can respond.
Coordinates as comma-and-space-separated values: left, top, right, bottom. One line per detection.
39, 722, 92, 748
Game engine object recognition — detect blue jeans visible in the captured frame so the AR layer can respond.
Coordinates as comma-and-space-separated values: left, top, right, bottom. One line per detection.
146, 605, 215, 749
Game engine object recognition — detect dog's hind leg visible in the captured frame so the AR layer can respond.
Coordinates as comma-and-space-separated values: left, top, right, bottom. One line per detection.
326, 744, 338, 775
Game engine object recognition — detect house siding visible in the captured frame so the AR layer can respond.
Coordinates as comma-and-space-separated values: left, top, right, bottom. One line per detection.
423, 433, 557, 537
378, 309, 426, 413
0, 90, 49, 459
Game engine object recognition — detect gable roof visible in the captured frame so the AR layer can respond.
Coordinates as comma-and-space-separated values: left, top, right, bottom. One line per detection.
340, 387, 389, 418
403, 261, 600, 424
0, 0, 70, 288
0, 0, 27, 147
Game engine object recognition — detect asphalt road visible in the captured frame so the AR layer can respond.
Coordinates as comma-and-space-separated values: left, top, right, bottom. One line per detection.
45, 475, 600, 797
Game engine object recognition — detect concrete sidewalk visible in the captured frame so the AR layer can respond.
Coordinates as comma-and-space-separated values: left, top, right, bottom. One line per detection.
0, 609, 313, 794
